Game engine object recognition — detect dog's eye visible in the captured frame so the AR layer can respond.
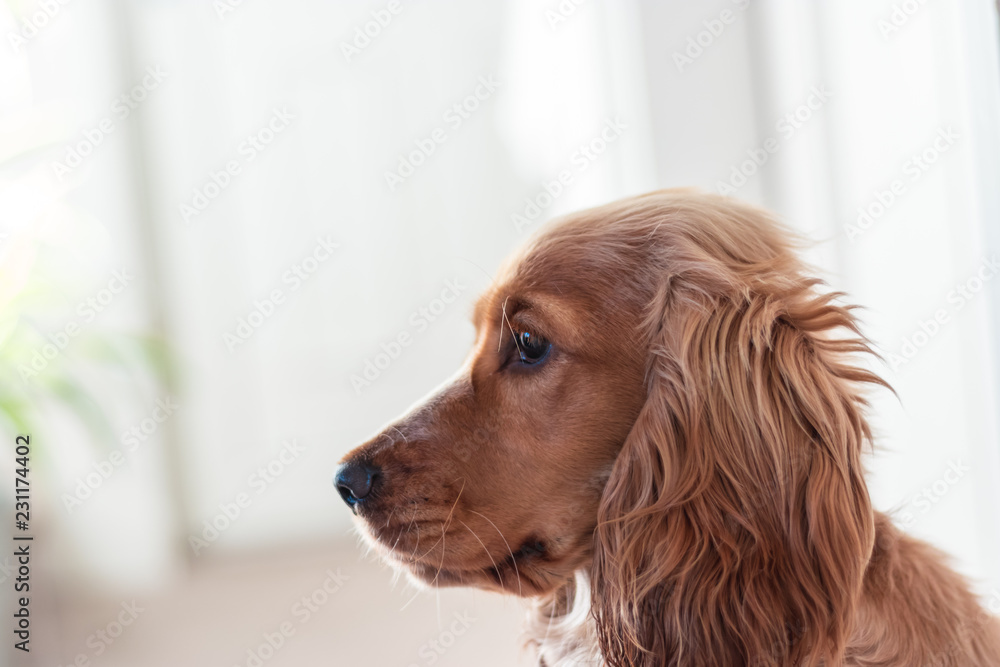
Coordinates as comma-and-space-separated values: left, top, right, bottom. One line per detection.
515, 331, 551, 365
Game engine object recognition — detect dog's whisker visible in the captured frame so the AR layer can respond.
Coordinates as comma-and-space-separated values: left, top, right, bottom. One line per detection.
399, 584, 423, 612
453, 256, 500, 291
459, 519, 506, 595
431, 531, 446, 588
410, 513, 421, 556
497, 295, 509, 352
413, 526, 446, 561
407, 485, 466, 565
390, 525, 404, 552
436, 587, 442, 629
430, 481, 465, 588
468, 509, 522, 597
398, 517, 433, 611
498, 295, 526, 361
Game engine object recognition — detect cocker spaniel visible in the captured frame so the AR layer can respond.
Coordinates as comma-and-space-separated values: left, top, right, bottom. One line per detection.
336, 190, 1000, 666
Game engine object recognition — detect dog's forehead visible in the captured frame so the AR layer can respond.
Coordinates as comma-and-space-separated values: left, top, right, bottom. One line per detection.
470, 219, 648, 345
506, 219, 637, 289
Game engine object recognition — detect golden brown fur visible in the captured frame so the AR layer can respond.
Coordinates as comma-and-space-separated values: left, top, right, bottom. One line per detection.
339, 190, 1000, 666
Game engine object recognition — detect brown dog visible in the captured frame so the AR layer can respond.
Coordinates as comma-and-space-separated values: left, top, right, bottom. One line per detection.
337, 190, 1000, 666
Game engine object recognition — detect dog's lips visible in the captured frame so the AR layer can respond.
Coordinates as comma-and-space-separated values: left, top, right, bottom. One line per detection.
353, 511, 460, 560
386, 535, 552, 593
353, 506, 560, 593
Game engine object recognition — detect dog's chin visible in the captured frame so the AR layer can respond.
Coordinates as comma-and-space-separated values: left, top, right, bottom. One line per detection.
356, 518, 578, 597
392, 550, 567, 597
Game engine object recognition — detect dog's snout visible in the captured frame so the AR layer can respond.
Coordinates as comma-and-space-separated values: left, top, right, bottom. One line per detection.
335, 460, 380, 507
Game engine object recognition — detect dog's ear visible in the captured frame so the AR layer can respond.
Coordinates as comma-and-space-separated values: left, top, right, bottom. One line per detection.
591, 275, 887, 667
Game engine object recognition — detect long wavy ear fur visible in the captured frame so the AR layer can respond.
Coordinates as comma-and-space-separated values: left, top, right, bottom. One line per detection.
591, 196, 889, 667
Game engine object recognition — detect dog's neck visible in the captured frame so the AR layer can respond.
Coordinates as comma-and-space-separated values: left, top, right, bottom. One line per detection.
526, 571, 603, 667
523, 515, 1000, 667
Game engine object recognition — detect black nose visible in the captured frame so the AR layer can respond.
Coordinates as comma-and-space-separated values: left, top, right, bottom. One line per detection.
335, 461, 380, 507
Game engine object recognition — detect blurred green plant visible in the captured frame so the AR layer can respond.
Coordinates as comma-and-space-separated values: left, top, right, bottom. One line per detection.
0, 321, 173, 453
0, 60, 172, 458
0, 237, 174, 456
0, 227, 174, 458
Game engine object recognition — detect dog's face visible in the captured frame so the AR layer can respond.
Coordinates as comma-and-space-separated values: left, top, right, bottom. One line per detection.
336, 215, 650, 596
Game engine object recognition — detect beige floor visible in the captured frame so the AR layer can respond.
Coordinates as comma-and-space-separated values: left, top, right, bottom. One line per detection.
23, 541, 537, 667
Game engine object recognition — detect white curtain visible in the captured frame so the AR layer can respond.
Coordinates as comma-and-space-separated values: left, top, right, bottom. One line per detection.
743, 0, 1000, 593
3, 0, 998, 603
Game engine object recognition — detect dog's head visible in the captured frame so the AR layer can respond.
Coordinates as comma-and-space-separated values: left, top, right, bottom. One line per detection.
336, 193, 655, 595
337, 190, 884, 665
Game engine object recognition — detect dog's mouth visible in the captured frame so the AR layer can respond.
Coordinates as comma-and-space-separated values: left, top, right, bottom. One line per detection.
397, 536, 553, 595
358, 510, 556, 594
